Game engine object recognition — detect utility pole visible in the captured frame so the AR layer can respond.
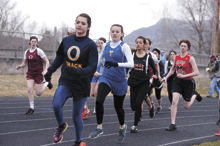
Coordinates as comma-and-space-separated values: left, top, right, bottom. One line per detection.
213, 0, 220, 55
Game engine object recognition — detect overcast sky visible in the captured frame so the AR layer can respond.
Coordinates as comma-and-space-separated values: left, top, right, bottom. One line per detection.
13, 0, 178, 40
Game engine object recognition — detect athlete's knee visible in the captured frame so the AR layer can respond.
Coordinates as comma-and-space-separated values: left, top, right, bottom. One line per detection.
52, 102, 62, 111
95, 100, 103, 107
36, 91, 43, 96
183, 103, 190, 109
27, 88, 33, 95
171, 100, 178, 106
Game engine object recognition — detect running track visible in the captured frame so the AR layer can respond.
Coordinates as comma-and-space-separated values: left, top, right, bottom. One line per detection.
0, 97, 220, 146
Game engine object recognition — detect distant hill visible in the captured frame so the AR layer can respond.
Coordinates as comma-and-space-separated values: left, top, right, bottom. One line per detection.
124, 18, 201, 54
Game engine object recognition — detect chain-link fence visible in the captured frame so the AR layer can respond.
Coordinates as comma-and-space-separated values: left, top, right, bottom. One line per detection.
0, 29, 209, 77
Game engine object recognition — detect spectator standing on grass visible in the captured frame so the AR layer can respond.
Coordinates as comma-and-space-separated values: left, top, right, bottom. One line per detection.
16, 36, 53, 115
206, 55, 220, 98
89, 24, 134, 142
162, 39, 202, 131
44, 13, 98, 146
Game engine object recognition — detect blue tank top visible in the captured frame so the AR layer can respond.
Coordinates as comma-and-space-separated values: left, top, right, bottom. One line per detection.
102, 41, 126, 82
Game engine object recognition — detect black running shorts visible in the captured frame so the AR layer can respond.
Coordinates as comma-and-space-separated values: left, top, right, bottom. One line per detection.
172, 77, 195, 102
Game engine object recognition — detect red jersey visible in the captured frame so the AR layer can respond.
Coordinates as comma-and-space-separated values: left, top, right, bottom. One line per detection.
26, 49, 43, 74
174, 53, 193, 80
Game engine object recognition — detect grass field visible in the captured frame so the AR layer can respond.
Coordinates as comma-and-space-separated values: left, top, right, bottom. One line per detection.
0, 74, 215, 97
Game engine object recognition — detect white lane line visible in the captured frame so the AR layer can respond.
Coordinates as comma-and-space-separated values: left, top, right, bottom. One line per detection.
158, 135, 215, 146
0, 103, 132, 109
0, 113, 134, 124
0, 114, 217, 135
39, 122, 216, 146
0, 108, 133, 116
0, 107, 218, 120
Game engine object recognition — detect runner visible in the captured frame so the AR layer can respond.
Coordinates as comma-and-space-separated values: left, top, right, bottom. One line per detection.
89, 24, 134, 142
152, 48, 165, 113
16, 36, 52, 115
44, 13, 98, 146
82, 37, 106, 120
164, 50, 177, 110
162, 39, 202, 131
128, 36, 158, 133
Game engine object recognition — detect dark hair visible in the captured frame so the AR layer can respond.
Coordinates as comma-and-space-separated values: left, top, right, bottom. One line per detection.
179, 39, 191, 50
168, 50, 177, 60
169, 50, 177, 56
135, 36, 146, 44
76, 13, 91, 36
30, 36, 38, 42
98, 37, 106, 43
152, 48, 161, 59
110, 24, 124, 41
29, 36, 39, 47
145, 38, 152, 45
152, 48, 161, 55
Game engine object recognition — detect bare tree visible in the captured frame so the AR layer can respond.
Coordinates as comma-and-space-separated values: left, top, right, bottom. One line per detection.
0, 0, 29, 34
159, 2, 180, 48
177, 0, 215, 54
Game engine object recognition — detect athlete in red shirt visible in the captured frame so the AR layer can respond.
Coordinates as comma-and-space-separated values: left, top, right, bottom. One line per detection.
162, 39, 202, 131
16, 36, 52, 115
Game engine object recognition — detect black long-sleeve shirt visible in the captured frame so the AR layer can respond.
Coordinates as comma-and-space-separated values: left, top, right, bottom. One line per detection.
48, 35, 98, 98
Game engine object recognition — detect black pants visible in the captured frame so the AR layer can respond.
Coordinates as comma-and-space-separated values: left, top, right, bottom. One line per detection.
96, 82, 126, 125
167, 81, 173, 104
155, 87, 162, 100
130, 80, 150, 126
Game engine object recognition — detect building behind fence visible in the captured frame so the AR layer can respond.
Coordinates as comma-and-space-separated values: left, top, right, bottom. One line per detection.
0, 29, 210, 77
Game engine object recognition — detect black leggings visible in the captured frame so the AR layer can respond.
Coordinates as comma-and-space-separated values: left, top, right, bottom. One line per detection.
167, 81, 173, 104
155, 87, 162, 100
96, 82, 126, 125
130, 80, 150, 126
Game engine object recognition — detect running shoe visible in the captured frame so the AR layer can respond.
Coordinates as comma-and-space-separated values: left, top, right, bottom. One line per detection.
93, 107, 96, 114
130, 125, 138, 133
165, 124, 177, 131
72, 141, 86, 146
82, 109, 91, 120
47, 80, 53, 89
217, 119, 220, 125
26, 108, 34, 115
118, 124, 127, 142
53, 122, 68, 144
89, 128, 103, 139
194, 91, 202, 102
156, 107, 162, 113
149, 105, 155, 118
206, 95, 212, 98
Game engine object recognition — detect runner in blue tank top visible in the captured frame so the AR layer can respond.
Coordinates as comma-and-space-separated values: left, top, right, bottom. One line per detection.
89, 24, 134, 142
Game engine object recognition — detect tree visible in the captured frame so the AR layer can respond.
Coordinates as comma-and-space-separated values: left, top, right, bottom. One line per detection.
0, 0, 29, 35
177, 0, 215, 54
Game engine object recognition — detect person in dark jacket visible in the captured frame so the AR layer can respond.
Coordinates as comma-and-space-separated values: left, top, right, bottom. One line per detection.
44, 13, 98, 146
206, 55, 220, 98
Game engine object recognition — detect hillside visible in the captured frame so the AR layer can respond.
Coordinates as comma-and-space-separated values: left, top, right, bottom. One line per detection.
124, 18, 203, 54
